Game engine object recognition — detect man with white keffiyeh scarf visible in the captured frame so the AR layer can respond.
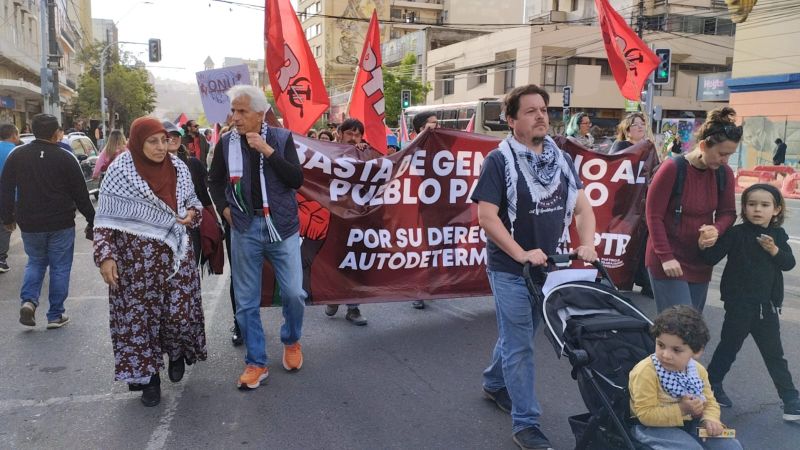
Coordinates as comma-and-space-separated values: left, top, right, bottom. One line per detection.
207, 85, 306, 391
470, 85, 598, 450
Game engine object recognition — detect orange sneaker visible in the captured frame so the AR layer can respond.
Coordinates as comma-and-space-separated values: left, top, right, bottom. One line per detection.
282, 342, 303, 371
237, 365, 269, 390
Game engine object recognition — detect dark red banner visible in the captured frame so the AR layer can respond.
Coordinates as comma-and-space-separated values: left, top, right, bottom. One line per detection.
260, 130, 657, 305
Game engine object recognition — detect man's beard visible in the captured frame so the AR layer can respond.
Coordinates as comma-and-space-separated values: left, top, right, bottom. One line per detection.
531, 136, 545, 146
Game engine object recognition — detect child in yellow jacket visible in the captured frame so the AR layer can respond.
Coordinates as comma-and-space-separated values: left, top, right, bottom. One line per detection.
629, 306, 742, 449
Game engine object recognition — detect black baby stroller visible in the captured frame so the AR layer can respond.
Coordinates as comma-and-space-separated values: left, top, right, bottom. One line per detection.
523, 254, 654, 450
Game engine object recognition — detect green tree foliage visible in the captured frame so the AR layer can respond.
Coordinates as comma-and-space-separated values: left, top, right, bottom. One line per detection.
75, 43, 157, 132
383, 53, 430, 127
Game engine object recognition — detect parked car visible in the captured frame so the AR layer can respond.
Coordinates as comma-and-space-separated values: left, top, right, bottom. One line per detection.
65, 132, 101, 200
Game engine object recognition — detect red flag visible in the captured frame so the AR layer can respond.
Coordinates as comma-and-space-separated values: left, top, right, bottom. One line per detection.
265, 0, 329, 134
465, 114, 475, 133
595, 0, 659, 101
348, 10, 387, 155
175, 113, 188, 127
399, 110, 410, 143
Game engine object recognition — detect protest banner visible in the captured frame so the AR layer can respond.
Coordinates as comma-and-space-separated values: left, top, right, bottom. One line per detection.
259, 130, 657, 306
195, 65, 251, 124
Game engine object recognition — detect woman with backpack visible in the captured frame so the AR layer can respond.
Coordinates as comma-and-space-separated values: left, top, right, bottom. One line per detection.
645, 107, 739, 313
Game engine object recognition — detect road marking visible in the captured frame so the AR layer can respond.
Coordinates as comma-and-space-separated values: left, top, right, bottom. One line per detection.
0, 392, 139, 411
144, 269, 228, 450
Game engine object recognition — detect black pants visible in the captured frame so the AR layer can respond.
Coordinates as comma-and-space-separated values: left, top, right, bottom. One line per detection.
223, 222, 237, 322
707, 302, 799, 402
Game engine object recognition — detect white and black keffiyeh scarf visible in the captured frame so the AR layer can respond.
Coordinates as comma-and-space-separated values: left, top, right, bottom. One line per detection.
95, 152, 202, 278
651, 354, 706, 402
227, 123, 282, 242
498, 135, 578, 237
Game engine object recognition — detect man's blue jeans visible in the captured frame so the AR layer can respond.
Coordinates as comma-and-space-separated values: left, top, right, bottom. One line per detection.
20, 227, 75, 321
231, 219, 305, 367
482, 270, 542, 433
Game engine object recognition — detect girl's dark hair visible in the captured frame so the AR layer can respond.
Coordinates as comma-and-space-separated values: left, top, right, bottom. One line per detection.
317, 130, 334, 141
650, 305, 710, 353
696, 106, 741, 146
741, 183, 786, 226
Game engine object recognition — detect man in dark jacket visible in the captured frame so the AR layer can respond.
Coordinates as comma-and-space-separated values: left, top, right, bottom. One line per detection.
0, 114, 95, 329
774, 138, 787, 165
208, 85, 305, 390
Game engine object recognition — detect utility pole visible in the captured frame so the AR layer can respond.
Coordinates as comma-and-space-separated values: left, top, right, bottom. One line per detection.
636, 0, 644, 38
47, 0, 61, 119
39, 0, 50, 115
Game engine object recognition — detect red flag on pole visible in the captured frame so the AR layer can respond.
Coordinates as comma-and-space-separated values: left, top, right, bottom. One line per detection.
595, 0, 659, 101
465, 114, 475, 133
348, 10, 387, 155
265, 0, 329, 134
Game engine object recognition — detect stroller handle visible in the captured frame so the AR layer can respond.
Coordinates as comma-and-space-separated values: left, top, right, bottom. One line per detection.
522, 253, 615, 293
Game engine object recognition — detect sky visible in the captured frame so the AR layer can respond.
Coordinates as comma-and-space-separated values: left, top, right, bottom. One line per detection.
90, 0, 295, 83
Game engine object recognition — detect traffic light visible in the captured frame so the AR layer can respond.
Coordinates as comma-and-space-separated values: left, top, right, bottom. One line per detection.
401, 89, 411, 109
653, 48, 671, 85
148, 38, 161, 63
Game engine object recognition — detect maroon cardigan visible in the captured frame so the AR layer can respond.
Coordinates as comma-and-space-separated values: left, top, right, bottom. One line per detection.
645, 158, 736, 283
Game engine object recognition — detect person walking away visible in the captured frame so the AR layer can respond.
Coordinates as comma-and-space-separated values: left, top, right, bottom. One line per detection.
92, 129, 126, 180
93, 117, 207, 406
773, 138, 787, 166
0, 114, 94, 328
0, 123, 20, 272
645, 107, 739, 312
699, 183, 800, 421
472, 84, 597, 449
208, 85, 306, 389
629, 306, 742, 450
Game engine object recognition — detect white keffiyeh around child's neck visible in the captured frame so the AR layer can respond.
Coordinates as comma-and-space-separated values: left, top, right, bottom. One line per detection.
227, 123, 282, 242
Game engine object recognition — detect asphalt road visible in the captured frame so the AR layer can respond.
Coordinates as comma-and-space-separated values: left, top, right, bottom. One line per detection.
1, 208, 799, 449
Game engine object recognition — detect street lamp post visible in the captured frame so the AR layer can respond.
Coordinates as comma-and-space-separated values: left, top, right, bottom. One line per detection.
99, 42, 113, 141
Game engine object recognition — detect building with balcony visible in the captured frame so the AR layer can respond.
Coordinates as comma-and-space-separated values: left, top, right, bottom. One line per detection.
0, 0, 92, 128
424, 0, 735, 136
304, 0, 530, 122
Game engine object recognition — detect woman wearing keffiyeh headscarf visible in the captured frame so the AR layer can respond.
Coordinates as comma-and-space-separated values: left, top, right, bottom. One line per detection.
93, 117, 207, 407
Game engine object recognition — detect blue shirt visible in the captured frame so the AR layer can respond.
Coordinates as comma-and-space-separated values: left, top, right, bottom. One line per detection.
0, 141, 16, 178
470, 144, 582, 276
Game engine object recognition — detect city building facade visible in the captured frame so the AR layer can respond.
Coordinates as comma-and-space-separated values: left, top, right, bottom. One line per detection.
0, 0, 92, 128
424, 0, 735, 138
725, 0, 800, 168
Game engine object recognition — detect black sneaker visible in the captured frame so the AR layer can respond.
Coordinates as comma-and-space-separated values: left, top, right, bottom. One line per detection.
141, 373, 161, 407
168, 356, 185, 383
784, 398, 800, 421
345, 307, 367, 326
411, 300, 425, 309
0, 259, 9, 273
712, 383, 732, 408
231, 322, 243, 347
512, 426, 553, 450
19, 302, 36, 327
325, 304, 339, 317
483, 386, 512, 414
